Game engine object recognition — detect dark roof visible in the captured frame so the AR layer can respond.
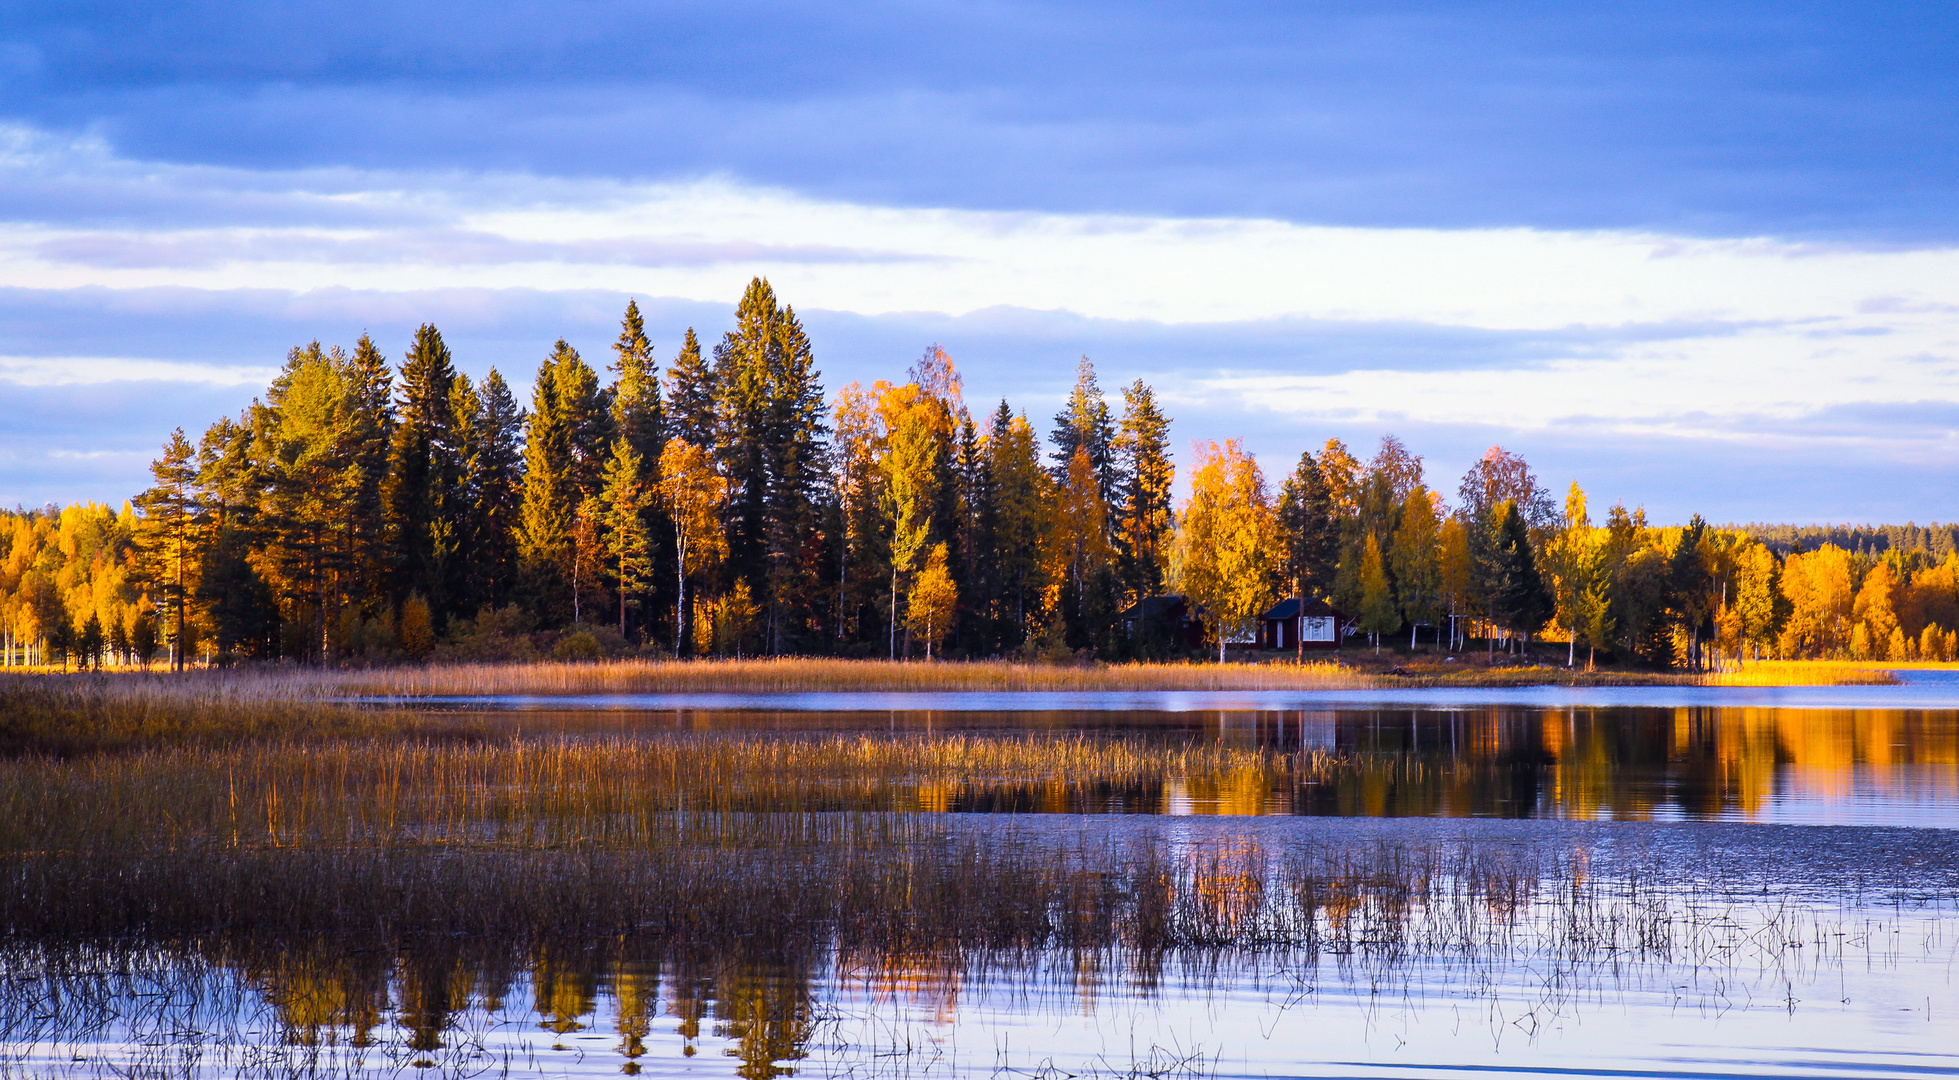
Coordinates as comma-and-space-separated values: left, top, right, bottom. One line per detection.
1262, 597, 1339, 620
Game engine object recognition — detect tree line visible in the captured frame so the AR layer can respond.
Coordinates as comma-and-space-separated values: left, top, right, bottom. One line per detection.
3, 275, 1957, 670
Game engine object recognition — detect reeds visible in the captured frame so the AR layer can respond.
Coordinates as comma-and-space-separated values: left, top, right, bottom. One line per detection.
0, 672, 446, 756
1699, 660, 1901, 686
124, 657, 1381, 698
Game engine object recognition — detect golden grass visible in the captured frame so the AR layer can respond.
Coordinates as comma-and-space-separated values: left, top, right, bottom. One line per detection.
1697, 661, 1902, 687
182, 656, 1384, 698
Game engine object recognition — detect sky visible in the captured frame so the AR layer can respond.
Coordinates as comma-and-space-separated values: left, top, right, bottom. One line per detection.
2, 1, 1957, 522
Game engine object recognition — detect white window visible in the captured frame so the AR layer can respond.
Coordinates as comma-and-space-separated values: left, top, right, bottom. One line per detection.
1302, 616, 1335, 642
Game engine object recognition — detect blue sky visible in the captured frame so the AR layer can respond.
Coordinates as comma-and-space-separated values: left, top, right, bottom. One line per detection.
2, 1, 1957, 521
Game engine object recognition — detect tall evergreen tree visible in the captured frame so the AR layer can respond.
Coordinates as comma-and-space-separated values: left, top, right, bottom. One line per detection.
1276, 450, 1339, 603
1113, 379, 1173, 607
470, 368, 525, 609
133, 428, 203, 671
611, 300, 666, 463
517, 353, 573, 615
387, 323, 466, 619
664, 328, 716, 450
710, 278, 828, 653
345, 334, 395, 608
1049, 356, 1120, 502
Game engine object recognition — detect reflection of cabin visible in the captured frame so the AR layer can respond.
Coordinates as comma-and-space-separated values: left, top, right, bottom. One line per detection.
1258, 598, 1343, 651
1121, 595, 1208, 651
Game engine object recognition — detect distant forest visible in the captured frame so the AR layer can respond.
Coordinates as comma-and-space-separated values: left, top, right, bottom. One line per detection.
4, 276, 1957, 671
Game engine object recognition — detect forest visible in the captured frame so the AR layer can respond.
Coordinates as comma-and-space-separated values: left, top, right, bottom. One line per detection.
3, 276, 1956, 672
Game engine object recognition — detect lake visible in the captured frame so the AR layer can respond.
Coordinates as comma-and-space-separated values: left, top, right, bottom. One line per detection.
5, 680, 1957, 1078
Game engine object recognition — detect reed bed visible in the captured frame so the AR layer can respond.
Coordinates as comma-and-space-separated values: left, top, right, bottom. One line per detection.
0, 672, 448, 756
174, 657, 1382, 698
1699, 660, 1902, 686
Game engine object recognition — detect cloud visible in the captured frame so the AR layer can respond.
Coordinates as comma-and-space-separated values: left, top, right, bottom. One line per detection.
4, 2, 1958, 240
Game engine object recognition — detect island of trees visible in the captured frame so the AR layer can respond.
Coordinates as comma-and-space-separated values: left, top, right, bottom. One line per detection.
3, 277, 1955, 672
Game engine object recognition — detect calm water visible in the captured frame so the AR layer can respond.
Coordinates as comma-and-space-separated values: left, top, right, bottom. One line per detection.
9, 683, 1959, 1078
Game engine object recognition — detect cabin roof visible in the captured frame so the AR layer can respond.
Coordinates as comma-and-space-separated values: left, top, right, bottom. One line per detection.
1261, 597, 1340, 620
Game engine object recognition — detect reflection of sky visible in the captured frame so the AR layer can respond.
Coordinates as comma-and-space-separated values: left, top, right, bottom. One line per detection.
29, 907, 1959, 1078
4, 3, 1959, 518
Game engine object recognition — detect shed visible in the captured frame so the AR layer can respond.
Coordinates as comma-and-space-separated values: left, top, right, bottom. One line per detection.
1259, 597, 1344, 651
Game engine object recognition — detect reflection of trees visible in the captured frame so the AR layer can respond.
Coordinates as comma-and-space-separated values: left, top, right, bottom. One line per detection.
532, 948, 598, 1035
253, 953, 387, 1048
396, 954, 477, 1053
1284, 706, 1959, 822
714, 964, 815, 1080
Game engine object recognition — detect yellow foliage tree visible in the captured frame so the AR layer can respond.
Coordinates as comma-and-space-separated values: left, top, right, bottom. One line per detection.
1779, 545, 1854, 657
906, 543, 957, 660
657, 438, 727, 657
1172, 440, 1275, 662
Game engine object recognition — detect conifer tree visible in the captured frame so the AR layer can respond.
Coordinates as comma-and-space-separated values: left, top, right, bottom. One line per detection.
133, 428, 202, 672
988, 406, 1049, 647
387, 323, 465, 618
549, 339, 614, 504
1113, 379, 1174, 607
470, 368, 525, 608
346, 333, 395, 604
518, 355, 572, 600
600, 440, 652, 638
1276, 451, 1339, 604
711, 278, 828, 652
664, 328, 716, 449
611, 300, 666, 463
1050, 356, 1120, 502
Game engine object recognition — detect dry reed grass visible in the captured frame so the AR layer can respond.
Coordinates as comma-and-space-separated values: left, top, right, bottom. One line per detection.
168, 657, 1381, 698
0, 672, 449, 756
1698, 660, 1901, 686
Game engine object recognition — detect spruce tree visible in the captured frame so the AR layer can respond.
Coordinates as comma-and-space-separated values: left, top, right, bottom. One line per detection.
346, 333, 395, 607
664, 328, 716, 450
1049, 356, 1119, 502
549, 339, 613, 504
611, 300, 666, 463
1276, 451, 1339, 604
1114, 379, 1173, 607
710, 278, 828, 653
517, 355, 573, 615
387, 323, 465, 619
472, 368, 525, 609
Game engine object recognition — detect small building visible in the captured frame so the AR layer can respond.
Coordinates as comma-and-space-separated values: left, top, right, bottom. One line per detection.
1121, 594, 1209, 651
1259, 597, 1343, 651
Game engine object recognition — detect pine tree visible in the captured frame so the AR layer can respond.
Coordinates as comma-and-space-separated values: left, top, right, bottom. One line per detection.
133, 428, 203, 671
550, 339, 614, 505
988, 406, 1049, 648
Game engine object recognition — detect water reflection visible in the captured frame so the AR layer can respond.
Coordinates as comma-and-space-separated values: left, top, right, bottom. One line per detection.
456, 703, 1959, 826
